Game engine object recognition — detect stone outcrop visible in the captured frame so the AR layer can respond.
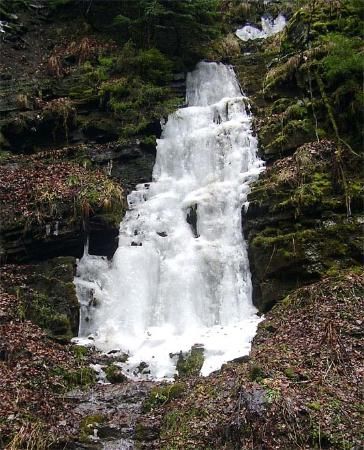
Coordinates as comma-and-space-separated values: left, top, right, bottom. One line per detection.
230, 1, 363, 312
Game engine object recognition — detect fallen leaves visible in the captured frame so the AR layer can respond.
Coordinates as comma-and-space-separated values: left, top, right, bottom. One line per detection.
0, 283, 92, 447
0, 157, 124, 227
150, 271, 364, 450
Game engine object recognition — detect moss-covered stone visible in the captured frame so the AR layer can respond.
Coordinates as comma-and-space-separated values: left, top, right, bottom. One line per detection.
2, 257, 80, 340
249, 365, 265, 382
176, 345, 204, 378
79, 414, 105, 442
104, 363, 127, 383
243, 132, 363, 312
143, 382, 185, 413
53, 366, 96, 391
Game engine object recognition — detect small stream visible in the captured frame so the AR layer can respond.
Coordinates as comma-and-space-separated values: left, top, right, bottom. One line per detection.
68, 381, 155, 449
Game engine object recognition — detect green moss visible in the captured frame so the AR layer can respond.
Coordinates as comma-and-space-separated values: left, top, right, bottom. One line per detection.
99, 76, 181, 140
266, 1, 363, 147
122, 118, 150, 137
321, 34, 363, 84
284, 367, 297, 380
271, 98, 292, 114
92, 44, 182, 141
72, 345, 88, 361
143, 382, 185, 412
252, 229, 314, 249
280, 294, 295, 309
176, 346, 204, 378
48, 313, 73, 339
252, 218, 361, 269
98, 56, 114, 68
307, 401, 322, 411
79, 414, 105, 442
348, 180, 363, 199
0, 150, 11, 162
284, 101, 308, 120
265, 119, 316, 156
249, 365, 265, 382
19, 291, 72, 340
104, 364, 126, 383
53, 366, 96, 390
140, 135, 157, 149
265, 388, 281, 403
289, 172, 332, 211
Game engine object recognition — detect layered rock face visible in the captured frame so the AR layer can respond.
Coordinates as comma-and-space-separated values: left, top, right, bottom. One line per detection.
245, 138, 362, 312
229, 1, 363, 312
0, 0, 186, 264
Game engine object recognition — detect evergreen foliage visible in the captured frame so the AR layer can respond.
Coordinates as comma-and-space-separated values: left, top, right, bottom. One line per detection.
267, 0, 363, 149
83, 0, 221, 68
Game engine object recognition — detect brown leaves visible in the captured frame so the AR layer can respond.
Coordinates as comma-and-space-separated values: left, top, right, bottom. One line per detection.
263, 139, 336, 188
0, 158, 123, 225
0, 281, 86, 446
155, 271, 364, 449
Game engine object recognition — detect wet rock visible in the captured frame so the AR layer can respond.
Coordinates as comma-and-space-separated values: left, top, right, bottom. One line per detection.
0, 219, 84, 263
231, 355, 250, 364
85, 141, 156, 193
242, 387, 266, 415
157, 231, 167, 237
70, 381, 155, 448
243, 138, 363, 312
104, 364, 127, 384
135, 420, 160, 443
186, 204, 199, 238
135, 361, 150, 376
16, 256, 79, 340
81, 117, 119, 144
1, 104, 77, 153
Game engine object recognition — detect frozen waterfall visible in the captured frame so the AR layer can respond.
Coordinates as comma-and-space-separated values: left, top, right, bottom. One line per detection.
74, 61, 264, 379
236, 14, 286, 41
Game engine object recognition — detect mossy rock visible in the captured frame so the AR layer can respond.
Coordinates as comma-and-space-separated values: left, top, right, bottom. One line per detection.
79, 414, 105, 442
53, 366, 96, 392
143, 382, 185, 412
134, 420, 159, 442
261, 119, 318, 159
248, 216, 363, 312
16, 257, 79, 340
176, 344, 204, 378
104, 363, 127, 383
80, 115, 119, 143
0, 132, 10, 151
249, 365, 265, 382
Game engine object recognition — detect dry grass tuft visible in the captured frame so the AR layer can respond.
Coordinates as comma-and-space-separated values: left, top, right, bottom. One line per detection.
47, 55, 64, 78
6, 422, 54, 450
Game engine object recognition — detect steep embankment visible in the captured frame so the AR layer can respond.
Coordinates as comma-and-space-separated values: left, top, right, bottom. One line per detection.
144, 272, 363, 450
